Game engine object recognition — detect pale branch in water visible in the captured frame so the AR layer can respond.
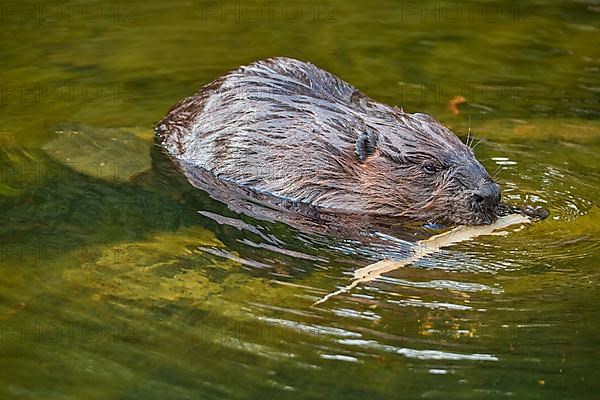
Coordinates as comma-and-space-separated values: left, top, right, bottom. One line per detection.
312, 213, 531, 306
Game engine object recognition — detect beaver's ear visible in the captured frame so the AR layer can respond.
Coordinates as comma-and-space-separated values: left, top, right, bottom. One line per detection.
355, 128, 378, 162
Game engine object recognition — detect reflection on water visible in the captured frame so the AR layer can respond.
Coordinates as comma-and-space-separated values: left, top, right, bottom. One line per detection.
0, 0, 599, 399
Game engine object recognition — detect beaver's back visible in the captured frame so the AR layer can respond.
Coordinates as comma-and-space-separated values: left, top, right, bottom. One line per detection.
156, 57, 377, 210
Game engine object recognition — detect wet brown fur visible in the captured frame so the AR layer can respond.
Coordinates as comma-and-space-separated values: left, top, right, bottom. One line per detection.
156, 57, 499, 225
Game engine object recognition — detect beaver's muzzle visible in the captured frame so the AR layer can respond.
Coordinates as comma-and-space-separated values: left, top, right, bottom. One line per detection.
473, 181, 501, 212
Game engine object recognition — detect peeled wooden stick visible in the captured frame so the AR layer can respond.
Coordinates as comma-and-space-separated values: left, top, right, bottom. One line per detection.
312, 214, 530, 306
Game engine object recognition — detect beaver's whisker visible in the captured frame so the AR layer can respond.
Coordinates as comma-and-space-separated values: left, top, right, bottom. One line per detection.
467, 116, 473, 148
493, 165, 503, 179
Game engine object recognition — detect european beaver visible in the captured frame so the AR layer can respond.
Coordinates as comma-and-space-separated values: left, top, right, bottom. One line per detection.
156, 57, 501, 225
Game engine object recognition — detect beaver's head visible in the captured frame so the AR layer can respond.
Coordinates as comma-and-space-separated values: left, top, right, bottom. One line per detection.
355, 112, 500, 225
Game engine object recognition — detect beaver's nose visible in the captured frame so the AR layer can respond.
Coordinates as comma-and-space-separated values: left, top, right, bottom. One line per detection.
473, 181, 501, 209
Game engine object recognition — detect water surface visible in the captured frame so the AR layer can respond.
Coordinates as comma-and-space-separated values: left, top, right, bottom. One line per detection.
0, 1, 599, 399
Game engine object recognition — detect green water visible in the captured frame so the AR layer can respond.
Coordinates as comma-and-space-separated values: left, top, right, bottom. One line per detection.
1, 1, 599, 399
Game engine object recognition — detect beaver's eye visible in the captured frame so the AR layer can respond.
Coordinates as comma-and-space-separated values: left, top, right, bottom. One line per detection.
423, 163, 439, 174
